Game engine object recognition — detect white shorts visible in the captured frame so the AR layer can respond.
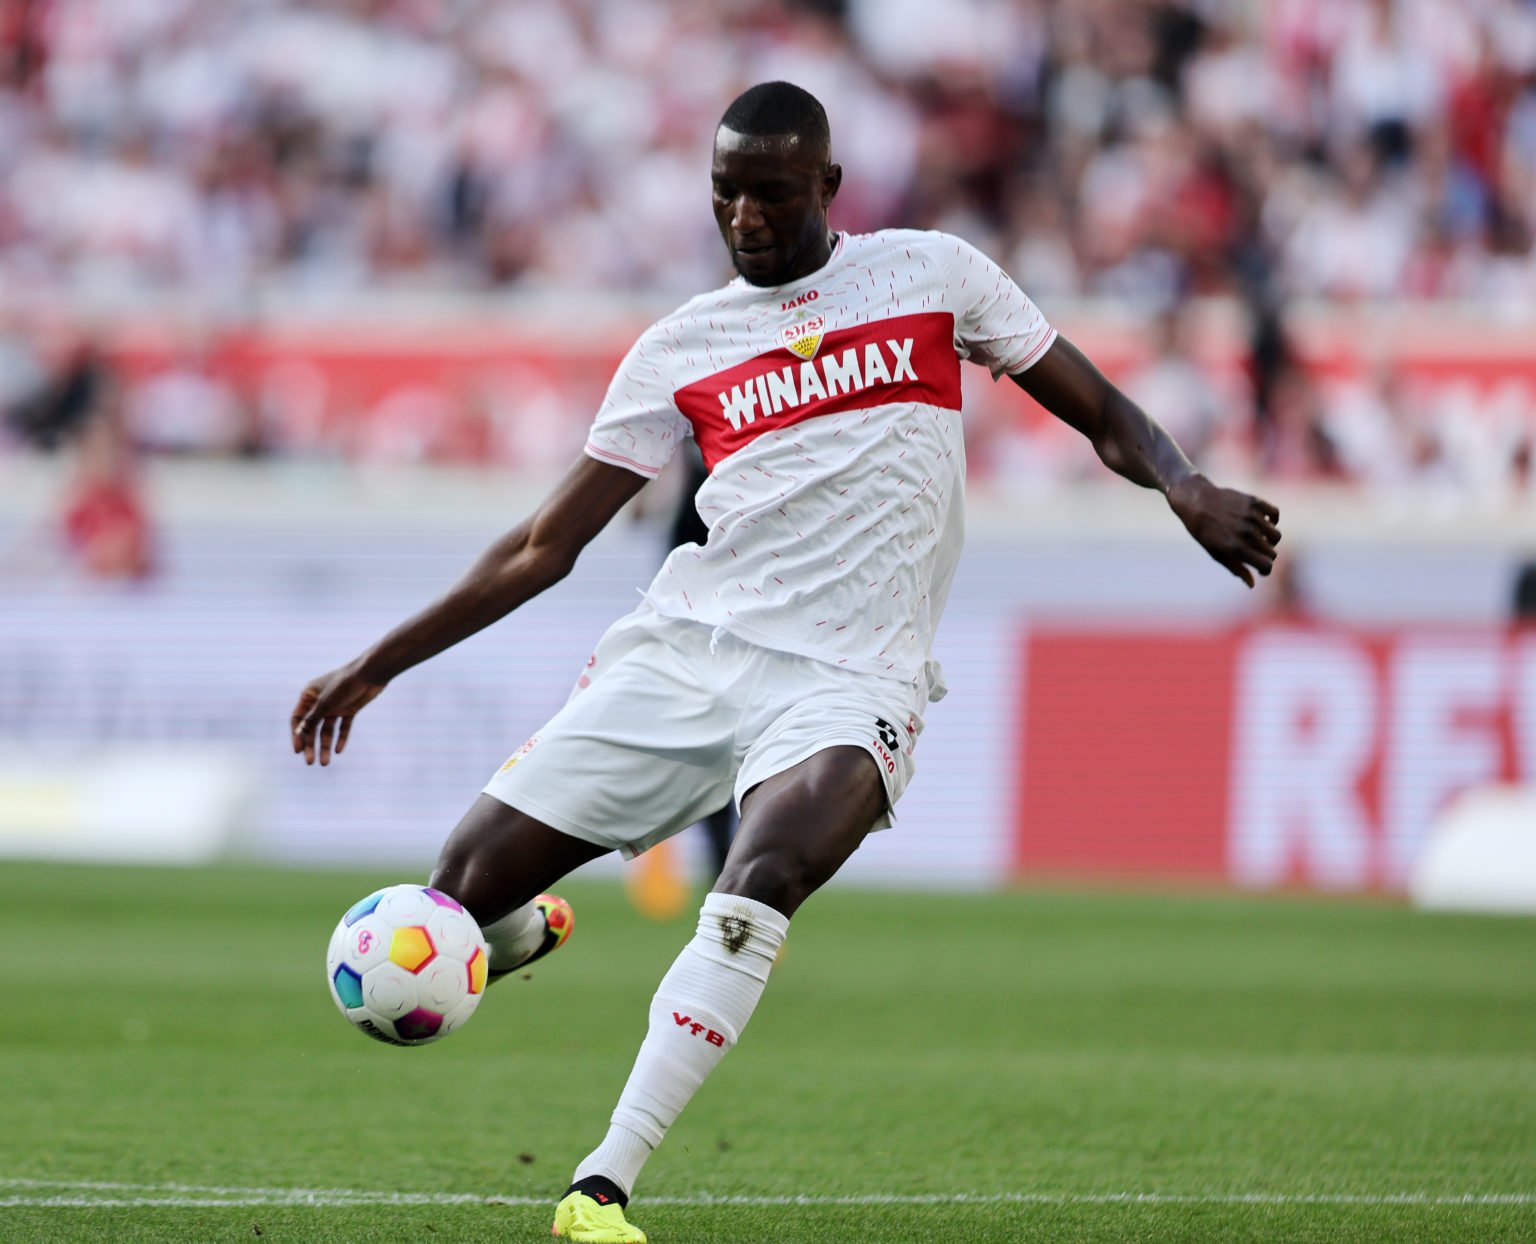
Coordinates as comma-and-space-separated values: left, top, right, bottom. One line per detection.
482, 605, 926, 859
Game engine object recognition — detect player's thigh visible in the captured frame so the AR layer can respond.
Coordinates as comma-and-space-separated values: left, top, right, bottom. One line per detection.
430, 794, 607, 925
483, 618, 737, 860
717, 744, 887, 918
717, 659, 925, 915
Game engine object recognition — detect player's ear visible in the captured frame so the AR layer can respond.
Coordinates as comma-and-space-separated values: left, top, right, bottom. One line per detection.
821, 162, 842, 206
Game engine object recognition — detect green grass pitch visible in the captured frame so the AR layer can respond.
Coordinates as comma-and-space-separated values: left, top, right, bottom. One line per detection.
4, 860, 1534, 1243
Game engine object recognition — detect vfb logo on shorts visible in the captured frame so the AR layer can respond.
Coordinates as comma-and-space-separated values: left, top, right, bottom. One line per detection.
872, 717, 899, 775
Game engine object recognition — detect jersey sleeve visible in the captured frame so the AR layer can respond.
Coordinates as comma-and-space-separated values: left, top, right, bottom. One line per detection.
940, 235, 1057, 379
583, 326, 689, 479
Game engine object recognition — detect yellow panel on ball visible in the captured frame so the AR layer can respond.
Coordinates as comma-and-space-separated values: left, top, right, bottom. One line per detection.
466, 946, 487, 995
389, 925, 435, 973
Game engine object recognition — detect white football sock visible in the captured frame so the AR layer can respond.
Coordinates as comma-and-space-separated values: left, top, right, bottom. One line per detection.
571, 892, 789, 1196
480, 901, 546, 973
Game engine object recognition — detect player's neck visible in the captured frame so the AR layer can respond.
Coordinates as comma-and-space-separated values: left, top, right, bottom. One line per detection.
779, 230, 837, 286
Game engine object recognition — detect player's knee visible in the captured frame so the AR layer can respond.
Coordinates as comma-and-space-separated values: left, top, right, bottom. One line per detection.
427, 795, 597, 926
426, 858, 471, 910
428, 850, 499, 924
714, 849, 815, 916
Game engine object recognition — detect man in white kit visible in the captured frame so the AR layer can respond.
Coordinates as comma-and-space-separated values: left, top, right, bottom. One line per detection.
291, 82, 1281, 1243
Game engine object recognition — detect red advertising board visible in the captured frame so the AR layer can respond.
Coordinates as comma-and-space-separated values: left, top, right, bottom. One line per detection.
1014, 626, 1534, 891
76, 313, 1536, 469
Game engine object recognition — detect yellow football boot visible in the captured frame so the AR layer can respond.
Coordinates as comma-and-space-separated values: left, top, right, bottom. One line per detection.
551, 1190, 647, 1243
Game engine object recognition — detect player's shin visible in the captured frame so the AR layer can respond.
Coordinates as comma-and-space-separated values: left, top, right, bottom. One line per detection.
569, 892, 788, 1200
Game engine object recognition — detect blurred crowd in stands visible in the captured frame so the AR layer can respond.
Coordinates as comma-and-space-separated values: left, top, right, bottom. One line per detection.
2, 0, 1533, 303
2, 0, 1535, 577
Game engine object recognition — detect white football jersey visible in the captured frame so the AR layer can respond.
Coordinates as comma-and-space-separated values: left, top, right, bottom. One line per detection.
584, 229, 1056, 695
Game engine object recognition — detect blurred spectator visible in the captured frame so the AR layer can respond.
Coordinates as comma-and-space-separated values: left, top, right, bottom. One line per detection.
1124, 305, 1223, 466
1513, 559, 1536, 622
126, 344, 246, 456
60, 401, 154, 580
1320, 363, 1416, 489
4, 334, 106, 451
0, 0, 1530, 496
1257, 548, 1316, 623
1261, 360, 1346, 482
0, 313, 45, 440
0, 0, 1529, 306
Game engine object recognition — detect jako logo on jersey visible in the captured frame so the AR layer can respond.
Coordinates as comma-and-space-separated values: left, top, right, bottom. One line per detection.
780, 290, 818, 311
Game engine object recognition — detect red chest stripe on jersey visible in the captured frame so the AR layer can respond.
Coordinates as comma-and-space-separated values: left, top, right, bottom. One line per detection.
673, 311, 960, 471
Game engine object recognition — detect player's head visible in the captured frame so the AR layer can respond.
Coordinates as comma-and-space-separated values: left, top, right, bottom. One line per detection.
712, 82, 842, 288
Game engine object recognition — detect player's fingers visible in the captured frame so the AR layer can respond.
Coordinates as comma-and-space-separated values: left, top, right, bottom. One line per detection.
303, 698, 333, 765
319, 716, 340, 767
1242, 534, 1277, 571
336, 714, 354, 755
291, 688, 317, 754
294, 716, 320, 760
1228, 555, 1255, 588
1252, 515, 1282, 547
1253, 497, 1280, 524
1246, 547, 1276, 576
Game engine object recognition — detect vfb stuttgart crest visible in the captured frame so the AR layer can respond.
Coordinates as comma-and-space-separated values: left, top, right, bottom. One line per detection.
781, 314, 825, 360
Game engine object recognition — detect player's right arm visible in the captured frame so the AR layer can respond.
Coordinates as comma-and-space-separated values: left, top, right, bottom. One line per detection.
290, 455, 646, 766
933, 231, 1279, 587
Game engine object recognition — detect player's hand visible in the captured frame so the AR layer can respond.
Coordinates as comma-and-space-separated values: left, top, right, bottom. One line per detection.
1167, 474, 1281, 588
291, 661, 388, 766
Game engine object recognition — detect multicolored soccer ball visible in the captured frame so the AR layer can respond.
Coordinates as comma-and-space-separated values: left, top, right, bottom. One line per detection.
325, 885, 488, 1046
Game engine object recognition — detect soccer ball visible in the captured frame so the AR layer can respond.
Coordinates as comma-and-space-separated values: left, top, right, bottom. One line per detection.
325, 885, 488, 1046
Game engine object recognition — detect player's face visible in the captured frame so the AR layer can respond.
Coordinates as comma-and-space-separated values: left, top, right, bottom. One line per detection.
711, 128, 841, 287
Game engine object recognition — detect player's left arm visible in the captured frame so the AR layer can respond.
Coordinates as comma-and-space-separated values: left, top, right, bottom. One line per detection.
1011, 335, 1281, 587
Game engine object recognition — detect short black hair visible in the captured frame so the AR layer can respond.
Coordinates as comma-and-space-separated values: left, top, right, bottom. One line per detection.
718, 81, 830, 150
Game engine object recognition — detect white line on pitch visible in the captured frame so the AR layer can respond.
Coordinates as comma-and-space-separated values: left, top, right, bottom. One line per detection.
1, 1183, 1534, 1209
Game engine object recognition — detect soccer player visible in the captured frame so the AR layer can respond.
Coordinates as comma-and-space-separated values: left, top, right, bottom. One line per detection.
291, 82, 1281, 1243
